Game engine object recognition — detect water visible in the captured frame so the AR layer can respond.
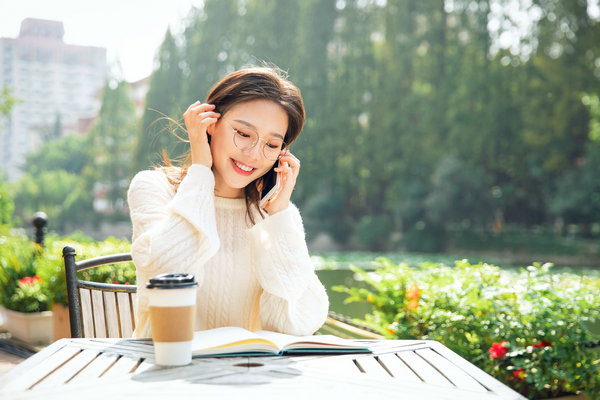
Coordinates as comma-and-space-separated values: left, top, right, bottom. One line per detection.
316, 269, 373, 319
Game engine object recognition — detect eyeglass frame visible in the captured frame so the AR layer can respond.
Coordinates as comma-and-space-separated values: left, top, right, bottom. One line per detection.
220, 118, 287, 161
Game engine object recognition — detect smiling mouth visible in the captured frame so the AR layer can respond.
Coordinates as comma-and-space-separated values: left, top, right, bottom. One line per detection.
232, 159, 255, 175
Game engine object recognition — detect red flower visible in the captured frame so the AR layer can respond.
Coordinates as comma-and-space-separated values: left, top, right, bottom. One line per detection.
512, 368, 526, 380
489, 341, 509, 359
532, 340, 551, 348
124, 282, 131, 285
19, 275, 41, 285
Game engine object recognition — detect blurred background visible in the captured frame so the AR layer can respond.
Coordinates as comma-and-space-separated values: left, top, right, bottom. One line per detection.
1, 0, 600, 267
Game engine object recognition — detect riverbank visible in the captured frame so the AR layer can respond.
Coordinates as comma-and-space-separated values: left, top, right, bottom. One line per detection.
311, 250, 600, 272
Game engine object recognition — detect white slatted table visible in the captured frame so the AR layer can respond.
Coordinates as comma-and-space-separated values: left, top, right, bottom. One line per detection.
0, 338, 526, 399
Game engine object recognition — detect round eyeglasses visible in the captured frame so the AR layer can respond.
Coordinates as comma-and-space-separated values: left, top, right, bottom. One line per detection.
223, 119, 286, 161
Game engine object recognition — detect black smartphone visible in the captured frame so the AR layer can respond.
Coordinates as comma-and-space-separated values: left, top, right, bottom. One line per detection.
259, 162, 281, 208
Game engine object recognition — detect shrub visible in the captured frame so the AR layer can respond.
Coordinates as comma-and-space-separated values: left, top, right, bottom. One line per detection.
37, 234, 135, 306
0, 234, 51, 312
334, 258, 600, 399
1, 231, 134, 309
8, 275, 49, 312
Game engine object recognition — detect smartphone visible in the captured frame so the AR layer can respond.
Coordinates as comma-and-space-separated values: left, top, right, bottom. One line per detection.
259, 164, 281, 208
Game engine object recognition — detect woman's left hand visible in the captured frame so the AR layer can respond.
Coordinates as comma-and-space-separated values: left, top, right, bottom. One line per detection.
262, 150, 301, 215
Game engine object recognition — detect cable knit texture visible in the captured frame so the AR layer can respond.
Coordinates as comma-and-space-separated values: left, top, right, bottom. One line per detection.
127, 164, 329, 338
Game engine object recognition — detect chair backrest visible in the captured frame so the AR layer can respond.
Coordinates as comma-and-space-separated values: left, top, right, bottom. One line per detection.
62, 246, 137, 338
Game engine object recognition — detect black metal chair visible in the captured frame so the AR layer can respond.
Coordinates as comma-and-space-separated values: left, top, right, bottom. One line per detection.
62, 246, 137, 338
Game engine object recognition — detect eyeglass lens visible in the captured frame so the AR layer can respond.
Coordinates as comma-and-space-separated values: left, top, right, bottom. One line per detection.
232, 126, 284, 161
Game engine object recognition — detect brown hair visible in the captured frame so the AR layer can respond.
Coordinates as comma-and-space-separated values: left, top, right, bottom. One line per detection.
160, 66, 305, 224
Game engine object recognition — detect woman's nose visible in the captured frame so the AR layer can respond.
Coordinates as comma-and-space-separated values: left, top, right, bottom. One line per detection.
244, 143, 261, 160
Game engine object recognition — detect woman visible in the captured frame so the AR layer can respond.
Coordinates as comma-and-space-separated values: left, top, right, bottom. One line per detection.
127, 66, 329, 338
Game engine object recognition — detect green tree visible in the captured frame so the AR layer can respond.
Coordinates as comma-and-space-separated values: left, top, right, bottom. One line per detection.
86, 80, 137, 219
22, 134, 88, 176
182, 1, 240, 103
0, 177, 14, 225
132, 29, 184, 172
290, 0, 337, 204
11, 170, 92, 232
126, 0, 600, 250
424, 156, 492, 231
514, 0, 600, 224
0, 86, 20, 226
550, 94, 600, 235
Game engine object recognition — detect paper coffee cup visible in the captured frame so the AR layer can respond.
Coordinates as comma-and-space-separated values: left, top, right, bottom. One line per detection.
146, 273, 198, 366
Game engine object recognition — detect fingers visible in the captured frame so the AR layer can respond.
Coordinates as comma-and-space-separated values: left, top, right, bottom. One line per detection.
263, 151, 301, 215
183, 103, 220, 137
184, 102, 218, 168
275, 151, 300, 180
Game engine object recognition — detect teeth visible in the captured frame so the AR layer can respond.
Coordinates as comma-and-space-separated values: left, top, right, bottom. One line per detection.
234, 160, 253, 172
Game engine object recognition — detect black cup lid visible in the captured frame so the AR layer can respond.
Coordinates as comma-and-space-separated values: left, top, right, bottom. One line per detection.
146, 273, 198, 289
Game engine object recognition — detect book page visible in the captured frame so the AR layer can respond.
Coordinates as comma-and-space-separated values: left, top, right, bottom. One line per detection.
192, 327, 278, 354
255, 331, 370, 351
254, 330, 303, 350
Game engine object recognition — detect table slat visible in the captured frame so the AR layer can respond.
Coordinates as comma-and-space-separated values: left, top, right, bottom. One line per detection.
68, 352, 119, 383
131, 359, 154, 376
397, 350, 454, 387
2, 346, 81, 392
34, 349, 99, 389
416, 348, 488, 392
101, 356, 140, 380
353, 355, 392, 378
377, 353, 423, 383
299, 355, 364, 377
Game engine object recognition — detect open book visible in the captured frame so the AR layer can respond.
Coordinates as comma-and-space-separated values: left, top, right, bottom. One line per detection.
191, 327, 372, 357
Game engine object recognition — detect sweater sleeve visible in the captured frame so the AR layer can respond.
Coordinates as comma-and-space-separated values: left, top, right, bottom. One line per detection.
127, 164, 220, 284
247, 204, 329, 336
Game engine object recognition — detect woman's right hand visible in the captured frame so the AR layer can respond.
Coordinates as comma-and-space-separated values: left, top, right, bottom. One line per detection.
183, 102, 220, 168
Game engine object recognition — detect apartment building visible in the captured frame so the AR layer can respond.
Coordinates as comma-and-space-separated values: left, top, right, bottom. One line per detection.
0, 18, 107, 181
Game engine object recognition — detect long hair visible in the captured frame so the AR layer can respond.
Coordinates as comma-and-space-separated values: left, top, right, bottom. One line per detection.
160, 66, 305, 224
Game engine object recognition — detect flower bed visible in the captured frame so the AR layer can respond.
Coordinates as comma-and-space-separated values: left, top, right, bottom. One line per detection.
335, 258, 600, 399
0, 230, 134, 311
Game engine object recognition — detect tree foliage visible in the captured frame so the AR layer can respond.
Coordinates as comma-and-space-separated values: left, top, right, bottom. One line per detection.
7, 0, 599, 248
126, 0, 600, 250
86, 80, 137, 217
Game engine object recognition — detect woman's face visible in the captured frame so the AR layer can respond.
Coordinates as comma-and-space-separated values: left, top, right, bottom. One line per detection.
208, 99, 288, 198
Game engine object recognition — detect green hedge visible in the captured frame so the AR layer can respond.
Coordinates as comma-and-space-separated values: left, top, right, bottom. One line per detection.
335, 258, 600, 399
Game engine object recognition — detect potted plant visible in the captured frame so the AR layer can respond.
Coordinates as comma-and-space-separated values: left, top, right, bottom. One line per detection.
0, 235, 53, 345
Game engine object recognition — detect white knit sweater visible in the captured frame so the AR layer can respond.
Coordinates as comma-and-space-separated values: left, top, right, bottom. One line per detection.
127, 164, 329, 338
